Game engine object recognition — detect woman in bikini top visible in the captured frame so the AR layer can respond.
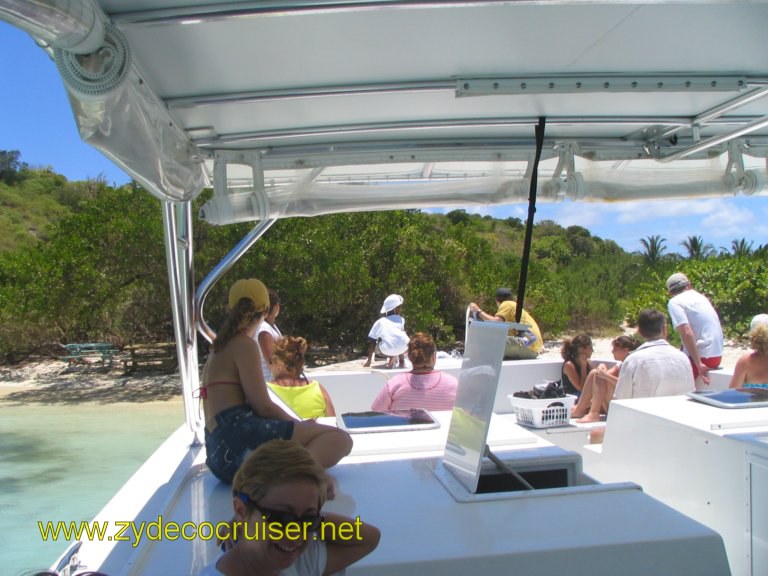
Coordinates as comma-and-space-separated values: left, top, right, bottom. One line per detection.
201, 278, 352, 474
729, 318, 768, 389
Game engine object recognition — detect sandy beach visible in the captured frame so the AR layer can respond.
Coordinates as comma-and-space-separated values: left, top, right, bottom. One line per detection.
0, 360, 182, 402
537, 333, 748, 370
0, 333, 749, 398
310, 327, 750, 374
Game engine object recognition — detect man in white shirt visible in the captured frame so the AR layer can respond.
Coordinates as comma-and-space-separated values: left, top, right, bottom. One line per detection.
614, 308, 694, 400
666, 272, 724, 386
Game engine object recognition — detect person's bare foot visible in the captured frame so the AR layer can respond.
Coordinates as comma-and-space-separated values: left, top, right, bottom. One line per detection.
571, 408, 586, 419
577, 413, 601, 424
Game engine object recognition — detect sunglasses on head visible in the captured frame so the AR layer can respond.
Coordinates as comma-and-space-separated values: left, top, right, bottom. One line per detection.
238, 493, 324, 532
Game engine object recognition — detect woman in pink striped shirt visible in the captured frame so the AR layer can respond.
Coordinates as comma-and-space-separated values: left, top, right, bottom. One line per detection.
370, 333, 459, 411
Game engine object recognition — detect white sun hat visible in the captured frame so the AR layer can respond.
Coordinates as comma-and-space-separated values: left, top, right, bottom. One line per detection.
381, 294, 404, 314
751, 314, 768, 331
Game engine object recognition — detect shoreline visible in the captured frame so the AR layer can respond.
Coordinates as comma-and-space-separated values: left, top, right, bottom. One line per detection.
1, 335, 749, 401
0, 361, 182, 403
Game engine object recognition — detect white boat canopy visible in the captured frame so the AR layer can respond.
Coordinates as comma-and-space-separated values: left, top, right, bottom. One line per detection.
3, 0, 768, 435
2, 0, 768, 214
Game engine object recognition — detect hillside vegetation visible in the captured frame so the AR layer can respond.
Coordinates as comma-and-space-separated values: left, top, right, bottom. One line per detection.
1, 150, 765, 362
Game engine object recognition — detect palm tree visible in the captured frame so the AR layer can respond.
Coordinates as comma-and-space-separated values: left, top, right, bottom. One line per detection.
724, 238, 754, 258
638, 235, 667, 266
680, 235, 714, 260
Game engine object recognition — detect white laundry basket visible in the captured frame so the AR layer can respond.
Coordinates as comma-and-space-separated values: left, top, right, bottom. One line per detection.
508, 395, 576, 428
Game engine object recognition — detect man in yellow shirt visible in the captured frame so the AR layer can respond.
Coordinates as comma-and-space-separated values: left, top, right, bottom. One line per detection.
469, 287, 543, 359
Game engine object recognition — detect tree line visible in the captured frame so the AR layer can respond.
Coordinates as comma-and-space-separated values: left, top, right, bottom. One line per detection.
0, 151, 765, 362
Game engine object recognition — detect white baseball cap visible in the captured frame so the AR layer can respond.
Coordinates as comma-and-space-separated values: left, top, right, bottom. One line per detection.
666, 272, 690, 292
381, 294, 404, 314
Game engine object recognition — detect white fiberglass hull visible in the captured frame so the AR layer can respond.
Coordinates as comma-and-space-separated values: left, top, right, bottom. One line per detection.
52, 357, 740, 576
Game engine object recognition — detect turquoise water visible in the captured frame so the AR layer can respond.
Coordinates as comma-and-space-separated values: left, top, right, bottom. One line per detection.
0, 396, 184, 576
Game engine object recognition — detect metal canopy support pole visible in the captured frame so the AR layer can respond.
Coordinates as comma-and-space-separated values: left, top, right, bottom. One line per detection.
195, 151, 276, 342
162, 199, 203, 444
515, 117, 546, 323
652, 113, 768, 163
195, 218, 277, 343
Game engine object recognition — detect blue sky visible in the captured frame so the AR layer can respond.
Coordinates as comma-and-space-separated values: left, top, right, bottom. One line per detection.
2, 20, 767, 255
0, 22, 130, 186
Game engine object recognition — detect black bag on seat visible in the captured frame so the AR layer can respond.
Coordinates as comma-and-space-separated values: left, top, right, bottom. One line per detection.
512, 379, 565, 400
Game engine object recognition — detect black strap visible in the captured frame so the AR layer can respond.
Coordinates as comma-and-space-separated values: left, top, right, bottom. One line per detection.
515, 117, 546, 323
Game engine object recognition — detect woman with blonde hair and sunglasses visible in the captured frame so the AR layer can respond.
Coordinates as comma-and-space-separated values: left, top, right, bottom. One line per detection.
200, 440, 380, 575
200, 279, 352, 485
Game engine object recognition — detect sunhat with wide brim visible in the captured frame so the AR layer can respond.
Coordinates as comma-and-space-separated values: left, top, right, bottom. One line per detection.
381, 294, 404, 314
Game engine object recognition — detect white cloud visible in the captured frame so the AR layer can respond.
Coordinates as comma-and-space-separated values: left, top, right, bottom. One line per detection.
462, 206, 491, 216
701, 204, 757, 242
438, 194, 768, 254
547, 202, 606, 228
700, 200, 768, 248
614, 198, 724, 225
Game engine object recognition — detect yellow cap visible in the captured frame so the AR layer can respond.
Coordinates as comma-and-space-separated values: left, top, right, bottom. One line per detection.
228, 279, 269, 312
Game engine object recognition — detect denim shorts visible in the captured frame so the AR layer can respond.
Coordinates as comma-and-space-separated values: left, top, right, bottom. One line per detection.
205, 405, 294, 483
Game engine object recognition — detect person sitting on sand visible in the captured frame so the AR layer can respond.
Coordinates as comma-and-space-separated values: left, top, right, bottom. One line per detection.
571, 335, 640, 422
200, 439, 380, 576
363, 294, 409, 369
729, 314, 768, 389
200, 278, 351, 484
268, 336, 336, 419
469, 287, 543, 360
371, 332, 459, 411
560, 334, 594, 396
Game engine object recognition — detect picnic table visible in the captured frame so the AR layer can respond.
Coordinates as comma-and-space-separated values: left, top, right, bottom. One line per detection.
122, 342, 178, 374
62, 343, 118, 370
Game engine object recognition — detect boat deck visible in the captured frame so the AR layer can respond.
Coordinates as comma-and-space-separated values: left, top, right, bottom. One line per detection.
57, 357, 750, 576
85, 411, 732, 576
581, 395, 768, 576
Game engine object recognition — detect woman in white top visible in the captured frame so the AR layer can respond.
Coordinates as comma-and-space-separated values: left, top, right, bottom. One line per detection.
257, 288, 283, 381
